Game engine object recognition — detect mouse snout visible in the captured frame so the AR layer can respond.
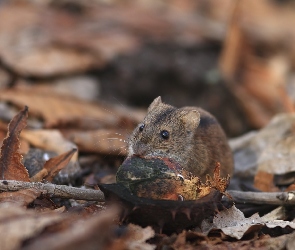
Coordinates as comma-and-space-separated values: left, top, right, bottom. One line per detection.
132, 141, 149, 156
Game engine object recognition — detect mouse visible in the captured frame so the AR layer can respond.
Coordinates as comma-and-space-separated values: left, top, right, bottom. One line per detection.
127, 96, 234, 181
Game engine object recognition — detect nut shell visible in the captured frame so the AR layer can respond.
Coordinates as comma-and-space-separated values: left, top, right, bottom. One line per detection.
116, 156, 194, 200
99, 182, 223, 233
99, 156, 231, 232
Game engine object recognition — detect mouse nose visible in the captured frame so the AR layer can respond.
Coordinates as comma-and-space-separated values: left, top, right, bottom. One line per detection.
133, 142, 149, 156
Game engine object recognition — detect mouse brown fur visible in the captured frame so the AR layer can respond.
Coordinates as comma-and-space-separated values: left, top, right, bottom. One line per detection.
128, 96, 234, 181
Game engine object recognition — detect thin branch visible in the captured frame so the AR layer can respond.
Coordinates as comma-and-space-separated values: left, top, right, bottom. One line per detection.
1, 180, 295, 206
0, 180, 105, 201
227, 190, 295, 205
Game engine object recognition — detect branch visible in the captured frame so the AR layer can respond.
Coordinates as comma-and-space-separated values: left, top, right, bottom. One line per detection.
1, 180, 295, 206
0, 180, 105, 201
227, 190, 295, 205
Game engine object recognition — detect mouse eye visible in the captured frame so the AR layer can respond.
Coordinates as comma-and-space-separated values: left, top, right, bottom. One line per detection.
160, 130, 169, 139
139, 124, 145, 132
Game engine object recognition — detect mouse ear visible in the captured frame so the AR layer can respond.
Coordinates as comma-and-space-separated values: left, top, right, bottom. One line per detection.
147, 96, 162, 112
181, 110, 200, 130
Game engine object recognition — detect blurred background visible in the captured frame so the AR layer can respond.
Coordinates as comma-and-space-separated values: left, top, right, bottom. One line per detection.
0, 0, 295, 137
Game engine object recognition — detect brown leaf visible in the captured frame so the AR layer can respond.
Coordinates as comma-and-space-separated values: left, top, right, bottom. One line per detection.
0, 188, 40, 207
0, 203, 64, 250
0, 106, 30, 181
23, 207, 118, 250
43, 148, 78, 182
203, 205, 295, 240
286, 184, 295, 192
220, 0, 295, 129
21, 130, 77, 157
62, 129, 129, 155
0, 88, 141, 129
254, 171, 279, 192
29, 169, 48, 183
110, 224, 155, 250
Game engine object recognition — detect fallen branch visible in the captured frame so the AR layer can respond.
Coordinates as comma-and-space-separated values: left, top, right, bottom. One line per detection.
0, 180, 105, 201
227, 190, 295, 205
1, 180, 295, 205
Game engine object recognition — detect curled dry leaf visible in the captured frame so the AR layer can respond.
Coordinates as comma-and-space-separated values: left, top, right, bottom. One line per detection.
21, 130, 80, 184
43, 148, 77, 182
0, 106, 29, 181
30, 148, 78, 182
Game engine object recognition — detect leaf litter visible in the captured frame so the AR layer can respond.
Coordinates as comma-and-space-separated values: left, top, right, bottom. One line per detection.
203, 205, 295, 240
1, 0, 295, 249
1, 100, 295, 249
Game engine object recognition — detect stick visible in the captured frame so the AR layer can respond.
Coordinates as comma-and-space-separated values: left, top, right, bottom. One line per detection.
227, 190, 295, 205
0, 180, 105, 201
1, 180, 295, 205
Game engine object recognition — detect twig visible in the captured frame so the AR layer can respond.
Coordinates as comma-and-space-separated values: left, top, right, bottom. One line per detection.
0, 180, 105, 201
1, 181, 295, 206
227, 190, 295, 205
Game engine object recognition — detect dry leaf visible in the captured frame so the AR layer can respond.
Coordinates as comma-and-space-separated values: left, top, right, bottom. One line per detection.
43, 148, 77, 182
21, 130, 77, 157
0, 188, 40, 207
17, 77, 100, 101
110, 224, 155, 250
23, 207, 119, 250
30, 169, 49, 183
254, 171, 279, 192
0, 203, 63, 250
21, 130, 80, 184
0, 106, 30, 181
0, 5, 100, 77
229, 113, 295, 189
0, 88, 139, 129
203, 205, 295, 240
220, 0, 295, 129
62, 129, 129, 155
258, 136, 295, 175
0, 3, 208, 78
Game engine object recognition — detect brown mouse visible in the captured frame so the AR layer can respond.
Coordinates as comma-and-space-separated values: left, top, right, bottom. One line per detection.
127, 96, 234, 181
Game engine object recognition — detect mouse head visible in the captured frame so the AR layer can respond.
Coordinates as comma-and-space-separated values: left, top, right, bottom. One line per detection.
128, 96, 200, 165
